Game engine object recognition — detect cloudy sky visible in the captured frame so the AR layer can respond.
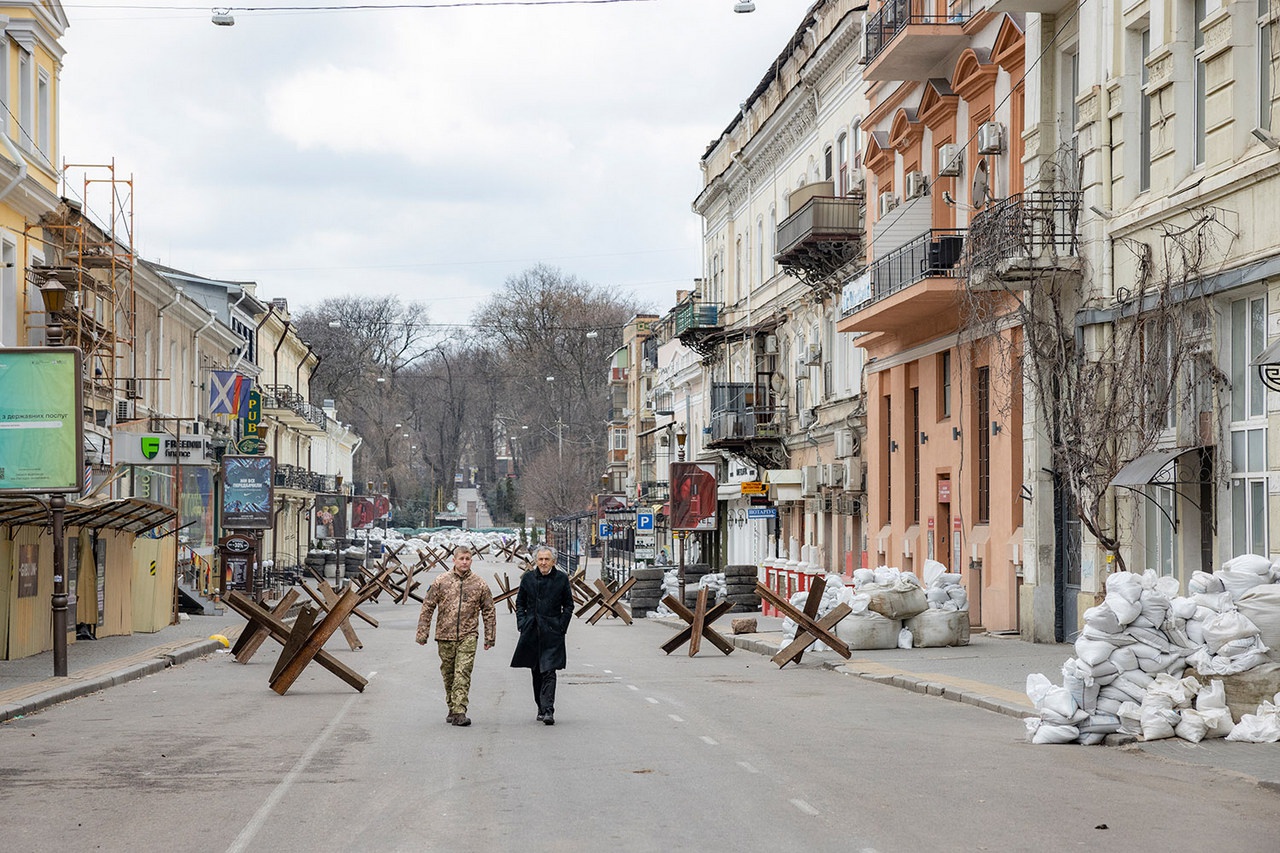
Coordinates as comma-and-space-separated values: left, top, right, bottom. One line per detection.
57, 0, 815, 327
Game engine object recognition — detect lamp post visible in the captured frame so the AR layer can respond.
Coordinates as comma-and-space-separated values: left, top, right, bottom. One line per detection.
40, 279, 70, 677
674, 425, 688, 604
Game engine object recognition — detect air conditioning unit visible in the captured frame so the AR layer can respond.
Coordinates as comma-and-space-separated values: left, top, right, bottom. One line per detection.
938, 144, 963, 177
834, 427, 854, 458
977, 121, 1005, 155
904, 170, 928, 199
763, 333, 778, 354
124, 377, 141, 399
115, 399, 134, 423
825, 462, 845, 487
801, 465, 821, 496
805, 343, 822, 365
844, 459, 864, 492
798, 408, 817, 429
878, 191, 898, 217
849, 177, 866, 196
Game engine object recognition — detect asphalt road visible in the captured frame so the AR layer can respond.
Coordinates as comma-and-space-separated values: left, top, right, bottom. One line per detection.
2, 591, 1278, 852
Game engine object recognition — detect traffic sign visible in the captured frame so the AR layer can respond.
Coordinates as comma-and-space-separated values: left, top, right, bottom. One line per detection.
599, 521, 612, 538
747, 506, 778, 519
636, 511, 655, 531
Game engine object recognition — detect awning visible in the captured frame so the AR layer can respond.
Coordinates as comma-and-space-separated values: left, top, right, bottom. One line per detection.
1109, 447, 1208, 487
1251, 336, 1280, 367
717, 484, 743, 500
0, 496, 177, 535
764, 469, 803, 484
1254, 337, 1280, 392
637, 422, 672, 439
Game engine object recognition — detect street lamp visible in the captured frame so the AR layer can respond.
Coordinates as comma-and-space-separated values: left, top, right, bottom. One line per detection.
675, 426, 688, 462
39, 278, 70, 676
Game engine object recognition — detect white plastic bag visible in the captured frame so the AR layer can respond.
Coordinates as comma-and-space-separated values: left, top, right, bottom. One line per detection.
897, 627, 913, 649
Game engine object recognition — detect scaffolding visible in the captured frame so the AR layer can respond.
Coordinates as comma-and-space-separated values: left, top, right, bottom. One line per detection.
24, 161, 137, 437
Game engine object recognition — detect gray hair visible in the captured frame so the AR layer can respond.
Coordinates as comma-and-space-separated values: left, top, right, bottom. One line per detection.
534, 545, 557, 561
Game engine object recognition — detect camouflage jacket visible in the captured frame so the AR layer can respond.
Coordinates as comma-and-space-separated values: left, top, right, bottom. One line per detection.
416, 569, 496, 645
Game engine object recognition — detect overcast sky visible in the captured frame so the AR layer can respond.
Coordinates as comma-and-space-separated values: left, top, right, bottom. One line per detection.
58, 0, 814, 328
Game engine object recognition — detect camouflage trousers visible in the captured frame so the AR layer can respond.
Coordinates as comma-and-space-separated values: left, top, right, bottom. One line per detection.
436, 635, 478, 715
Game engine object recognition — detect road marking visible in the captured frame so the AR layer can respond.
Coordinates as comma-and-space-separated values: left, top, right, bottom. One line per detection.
627, 685, 639, 691
603, 669, 613, 673
737, 761, 759, 774
790, 799, 820, 816
225, 677, 370, 853
668, 714, 684, 723
700, 736, 718, 745
646, 697, 659, 704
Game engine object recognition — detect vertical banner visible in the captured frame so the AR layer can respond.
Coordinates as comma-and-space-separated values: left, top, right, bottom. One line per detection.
222, 455, 274, 529
670, 462, 719, 531
351, 496, 377, 530
0, 347, 84, 493
16, 543, 39, 597
315, 494, 348, 539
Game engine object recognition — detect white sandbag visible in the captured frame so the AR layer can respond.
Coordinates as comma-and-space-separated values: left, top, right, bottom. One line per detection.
933, 573, 963, 587
926, 587, 951, 608
1077, 732, 1107, 745
1140, 705, 1181, 741
1138, 591, 1171, 625
1026, 672, 1054, 707
1075, 636, 1117, 667
834, 611, 900, 650
1146, 673, 1200, 708
1189, 571, 1225, 595
904, 608, 970, 647
852, 569, 876, 588
1174, 709, 1211, 743
1078, 713, 1122, 734
1169, 596, 1198, 620
897, 627, 913, 649
1108, 675, 1147, 704
945, 586, 969, 610
1105, 592, 1142, 626
1110, 646, 1140, 671
922, 559, 948, 586
1117, 701, 1143, 735
1137, 651, 1185, 674
1225, 702, 1280, 743
1095, 696, 1123, 715
1198, 706, 1233, 739
1153, 575, 1181, 599
1222, 554, 1275, 576
1083, 603, 1123, 634
1106, 571, 1143, 602
1080, 658, 1120, 685
1217, 569, 1266, 601
1201, 610, 1261, 654
1031, 723, 1080, 744
866, 579, 929, 620
873, 566, 898, 585
1236, 584, 1280, 658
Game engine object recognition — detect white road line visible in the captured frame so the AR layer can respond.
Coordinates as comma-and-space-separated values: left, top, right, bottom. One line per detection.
700, 736, 718, 746
627, 685, 639, 691
668, 714, 685, 723
225, 676, 371, 853
737, 761, 759, 774
646, 697, 659, 704
603, 669, 613, 673
790, 799, 820, 816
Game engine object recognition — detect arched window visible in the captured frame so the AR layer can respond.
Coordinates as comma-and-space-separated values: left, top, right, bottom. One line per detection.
837, 133, 848, 194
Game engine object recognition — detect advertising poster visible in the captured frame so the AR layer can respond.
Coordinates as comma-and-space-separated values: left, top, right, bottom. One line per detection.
0, 348, 83, 493
670, 462, 718, 531
17, 543, 39, 597
315, 494, 348, 539
352, 496, 378, 530
180, 467, 215, 549
222, 455, 274, 529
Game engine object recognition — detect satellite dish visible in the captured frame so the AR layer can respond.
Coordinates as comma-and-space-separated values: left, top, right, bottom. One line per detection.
972, 159, 991, 207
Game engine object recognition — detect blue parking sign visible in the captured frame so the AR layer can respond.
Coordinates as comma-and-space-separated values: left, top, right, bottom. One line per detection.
599, 521, 612, 538
636, 512, 654, 531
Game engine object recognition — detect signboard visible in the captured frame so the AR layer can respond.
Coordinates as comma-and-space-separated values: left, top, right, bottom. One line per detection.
114, 432, 215, 465
352, 496, 386, 530
16, 543, 39, 597
243, 388, 262, 437
315, 494, 348, 539
598, 521, 613, 539
236, 436, 264, 455
842, 269, 872, 314
747, 506, 778, 519
938, 479, 951, 503
740, 481, 767, 495
0, 347, 83, 493
222, 455, 274, 529
636, 511, 654, 531
670, 462, 718, 531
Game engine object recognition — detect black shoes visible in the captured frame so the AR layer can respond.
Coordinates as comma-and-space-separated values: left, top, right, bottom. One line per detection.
543, 713, 554, 726
536, 711, 546, 722
452, 714, 472, 727
447, 712, 458, 724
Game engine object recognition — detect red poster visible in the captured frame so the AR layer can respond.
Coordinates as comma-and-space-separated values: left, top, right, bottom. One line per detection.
670, 462, 718, 531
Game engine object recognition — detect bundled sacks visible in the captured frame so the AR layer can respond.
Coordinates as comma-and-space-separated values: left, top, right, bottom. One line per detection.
859, 570, 929, 620
1224, 691, 1280, 743
1236, 585, 1280, 659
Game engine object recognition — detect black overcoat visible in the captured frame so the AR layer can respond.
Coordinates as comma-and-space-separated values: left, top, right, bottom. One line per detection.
510, 568, 574, 672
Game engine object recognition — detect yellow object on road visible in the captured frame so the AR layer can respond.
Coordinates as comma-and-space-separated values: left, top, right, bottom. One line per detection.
209, 634, 230, 648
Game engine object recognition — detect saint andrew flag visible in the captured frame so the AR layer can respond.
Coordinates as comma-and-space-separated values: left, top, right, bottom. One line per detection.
210, 370, 253, 416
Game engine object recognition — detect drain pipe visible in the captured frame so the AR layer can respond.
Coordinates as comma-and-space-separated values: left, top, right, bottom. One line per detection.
157, 287, 184, 413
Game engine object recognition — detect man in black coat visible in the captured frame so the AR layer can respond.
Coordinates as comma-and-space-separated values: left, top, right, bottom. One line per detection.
510, 545, 574, 725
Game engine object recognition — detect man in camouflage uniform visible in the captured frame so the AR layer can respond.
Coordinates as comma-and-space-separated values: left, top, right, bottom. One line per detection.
416, 546, 496, 726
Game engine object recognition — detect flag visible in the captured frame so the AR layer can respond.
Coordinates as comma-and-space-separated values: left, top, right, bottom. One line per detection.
210, 371, 252, 415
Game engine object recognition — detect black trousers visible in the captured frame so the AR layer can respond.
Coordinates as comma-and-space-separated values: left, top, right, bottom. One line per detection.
531, 668, 557, 714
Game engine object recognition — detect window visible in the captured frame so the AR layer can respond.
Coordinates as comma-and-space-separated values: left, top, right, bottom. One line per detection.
1231, 428, 1269, 556
939, 350, 952, 418
1140, 28, 1152, 191
0, 238, 14, 346
768, 207, 777, 277
1194, 0, 1207, 166
911, 387, 920, 523
1262, 0, 1274, 132
757, 218, 764, 286
837, 133, 848, 195
1143, 319, 1175, 431
613, 427, 628, 452
976, 367, 991, 523
852, 119, 863, 170
1143, 486, 1179, 575
37, 69, 49, 157
18, 50, 32, 149
884, 394, 893, 523
1230, 296, 1266, 421
823, 144, 834, 181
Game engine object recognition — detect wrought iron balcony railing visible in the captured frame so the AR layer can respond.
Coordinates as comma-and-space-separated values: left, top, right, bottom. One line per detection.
864, 0, 970, 69
841, 228, 967, 317
967, 190, 1082, 280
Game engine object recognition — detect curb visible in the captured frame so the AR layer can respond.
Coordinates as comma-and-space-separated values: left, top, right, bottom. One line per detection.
0, 638, 221, 724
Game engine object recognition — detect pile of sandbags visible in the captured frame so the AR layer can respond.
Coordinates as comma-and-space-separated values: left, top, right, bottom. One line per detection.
696, 572, 728, 606
780, 575, 846, 652
1224, 690, 1280, 743
922, 559, 969, 612
651, 569, 682, 618
1025, 558, 1280, 744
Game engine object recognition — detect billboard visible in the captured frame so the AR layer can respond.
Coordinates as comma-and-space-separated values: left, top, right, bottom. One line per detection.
315, 494, 348, 539
351, 495, 390, 530
0, 347, 83, 493
670, 462, 718, 531
222, 455, 274, 529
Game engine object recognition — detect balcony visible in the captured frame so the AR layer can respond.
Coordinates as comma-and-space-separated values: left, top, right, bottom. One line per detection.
838, 228, 967, 335
273, 463, 330, 493
651, 390, 674, 416
966, 191, 1083, 290
674, 297, 723, 358
263, 384, 328, 436
775, 195, 866, 286
638, 480, 670, 504
706, 382, 788, 469
863, 0, 971, 82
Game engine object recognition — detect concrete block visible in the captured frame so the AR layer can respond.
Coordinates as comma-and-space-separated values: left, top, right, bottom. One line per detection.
730, 617, 757, 635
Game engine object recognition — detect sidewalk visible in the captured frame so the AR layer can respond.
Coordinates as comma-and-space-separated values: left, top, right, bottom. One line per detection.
3, 602, 1276, 793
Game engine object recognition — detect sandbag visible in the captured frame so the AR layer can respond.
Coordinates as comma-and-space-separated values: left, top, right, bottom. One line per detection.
904, 608, 970, 647
1221, 554, 1274, 576
1189, 571, 1225, 595
866, 581, 929, 620
833, 611, 900, 650
1031, 723, 1080, 744
1083, 603, 1123, 634
1201, 610, 1261, 654
1217, 569, 1266, 601
1236, 585, 1280, 659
